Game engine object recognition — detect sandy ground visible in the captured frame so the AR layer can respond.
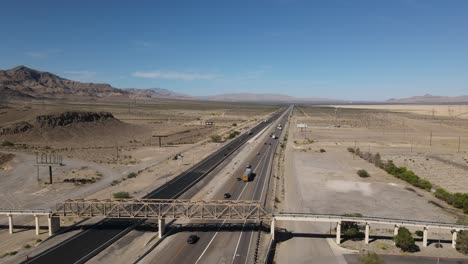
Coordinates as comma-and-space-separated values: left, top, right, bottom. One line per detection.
334, 105, 468, 119
0, 99, 279, 262
275, 106, 468, 262
87, 115, 278, 264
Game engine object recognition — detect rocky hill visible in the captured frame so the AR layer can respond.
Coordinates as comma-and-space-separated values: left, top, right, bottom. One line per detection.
0, 66, 127, 99
125, 88, 193, 99
0, 111, 117, 135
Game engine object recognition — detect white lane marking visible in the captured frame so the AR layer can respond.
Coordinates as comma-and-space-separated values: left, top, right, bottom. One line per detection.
194, 146, 271, 264
231, 113, 289, 263
194, 181, 250, 264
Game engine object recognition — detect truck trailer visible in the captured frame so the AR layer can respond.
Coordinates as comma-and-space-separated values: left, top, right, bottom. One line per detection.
242, 167, 253, 182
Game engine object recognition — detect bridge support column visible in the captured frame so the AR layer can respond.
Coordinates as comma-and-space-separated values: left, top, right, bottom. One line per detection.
452, 230, 458, 248
365, 223, 370, 244
48, 215, 60, 236
336, 222, 341, 244
271, 218, 276, 241
8, 214, 13, 234
158, 219, 165, 239
422, 227, 428, 247
35, 215, 40, 235
393, 225, 399, 245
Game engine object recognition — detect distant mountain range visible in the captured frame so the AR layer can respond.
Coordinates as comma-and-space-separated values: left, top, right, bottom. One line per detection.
124, 88, 193, 100
201, 93, 343, 103
0, 66, 127, 99
386, 94, 468, 104
2, 66, 468, 104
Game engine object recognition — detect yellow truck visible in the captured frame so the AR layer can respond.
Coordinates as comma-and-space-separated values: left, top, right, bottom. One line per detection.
242, 166, 253, 182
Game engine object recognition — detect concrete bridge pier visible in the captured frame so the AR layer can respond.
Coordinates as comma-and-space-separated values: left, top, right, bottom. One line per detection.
422, 227, 428, 247
452, 230, 459, 248
7, 214, 13, 234
270, 218, 276, 241
48, 215, 60, 236
158, 219, 165, 239
393, 225, 399, 245
364, 223, 370, 244
336, 222, 341, 244
35, 215, 40, 235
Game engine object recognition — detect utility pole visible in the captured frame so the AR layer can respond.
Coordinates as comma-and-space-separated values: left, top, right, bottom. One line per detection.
458, 136, 461, 153
429, 131, 433, 146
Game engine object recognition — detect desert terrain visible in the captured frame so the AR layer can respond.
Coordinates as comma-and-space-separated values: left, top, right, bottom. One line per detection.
275, 105, 468, 263
0, 98, 280, 260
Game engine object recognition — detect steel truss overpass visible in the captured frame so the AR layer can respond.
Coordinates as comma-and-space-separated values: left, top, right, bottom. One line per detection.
2, 198, 468, 248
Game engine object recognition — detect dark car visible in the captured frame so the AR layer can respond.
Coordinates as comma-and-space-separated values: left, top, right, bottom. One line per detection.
237, 177, 241, 181
187, 235, 199, 244
224, 193, 231, 198
257, 152, 260, 155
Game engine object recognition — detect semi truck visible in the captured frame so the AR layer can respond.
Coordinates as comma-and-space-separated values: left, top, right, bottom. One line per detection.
242, 165, 253, 182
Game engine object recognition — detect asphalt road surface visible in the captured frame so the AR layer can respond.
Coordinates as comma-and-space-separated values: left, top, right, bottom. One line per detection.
143, 106, 293, 264
24, 107, 288, 264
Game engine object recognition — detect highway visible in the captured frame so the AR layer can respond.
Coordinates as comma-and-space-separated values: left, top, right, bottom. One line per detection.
142, 106, 293, 264
24, 107, 289, 264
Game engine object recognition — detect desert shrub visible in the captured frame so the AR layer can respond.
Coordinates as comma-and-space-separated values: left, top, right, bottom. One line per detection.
347, 147, 355, 153
434, 188, 468, 213
357, 169, 370, 178
210, 135, 222, 143
381, 163, 432, 191
111, 180, 120, 186
232, 123, 237, 127
227, 130, 240, 139
395, 227, 419, 252
341, 214, 364, 240
319, 148, 326, 153
373, 153, 383, 168
127, 172, 137, 178
113, 191, 130, 199
357, 251, 384, 264
415, 230, 423, 237
456, 230, 468, 254
344, 227, 362, 240
0, 141, 14, 147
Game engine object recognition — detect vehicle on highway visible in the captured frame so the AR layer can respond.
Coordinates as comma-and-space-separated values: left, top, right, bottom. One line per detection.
242, 166, 253, 182
224, 193, 231, 198
257, 152, 260, 155
248, 130, 253, 135
187, 235, 199, 244
271, 135, 277, 139
237, 177, 241, 181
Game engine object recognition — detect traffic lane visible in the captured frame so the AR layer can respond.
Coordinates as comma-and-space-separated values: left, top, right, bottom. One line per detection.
231, 130, 281, 264
26, 110, 286, 264
344, 254, 468, 264
193, 136, 278, 264
145, 109, 289, 264
148, 138, 276, 264
231, 112, 290, 264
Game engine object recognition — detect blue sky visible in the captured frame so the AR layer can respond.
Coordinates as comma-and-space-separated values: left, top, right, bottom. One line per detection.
1, 0, 468, 100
